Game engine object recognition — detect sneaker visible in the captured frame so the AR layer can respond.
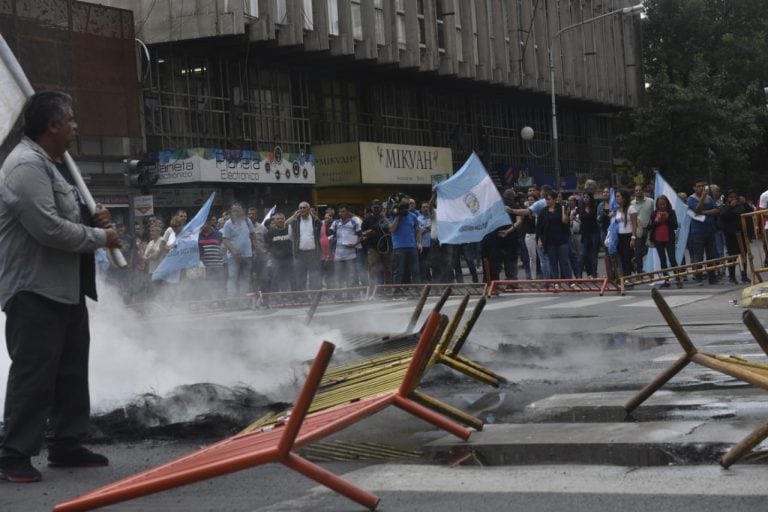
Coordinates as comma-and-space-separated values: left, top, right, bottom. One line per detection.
48, 446, 109, 468
0, 457, 42, 483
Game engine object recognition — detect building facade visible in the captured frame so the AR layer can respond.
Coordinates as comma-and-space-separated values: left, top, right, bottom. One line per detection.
25, 0, 643, 218
0, 0, 143, 223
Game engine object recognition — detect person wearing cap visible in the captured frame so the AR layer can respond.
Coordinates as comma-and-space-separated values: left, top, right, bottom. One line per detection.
361, 199, 391, 286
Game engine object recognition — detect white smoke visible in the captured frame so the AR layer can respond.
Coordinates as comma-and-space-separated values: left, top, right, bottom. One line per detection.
0, 281, 349, 418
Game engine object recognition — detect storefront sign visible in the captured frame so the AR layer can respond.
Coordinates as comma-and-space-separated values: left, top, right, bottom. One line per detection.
359, 142, 452, 185
149, 147, 316, 185
313, 142, 361, 186
133, 195, 154, 217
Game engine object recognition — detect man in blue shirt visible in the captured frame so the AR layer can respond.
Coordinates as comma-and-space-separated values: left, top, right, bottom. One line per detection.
389, 197, 423, 284
686, 179, 721, 284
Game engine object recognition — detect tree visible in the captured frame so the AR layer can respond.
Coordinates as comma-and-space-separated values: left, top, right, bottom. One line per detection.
623, 0, 768, 194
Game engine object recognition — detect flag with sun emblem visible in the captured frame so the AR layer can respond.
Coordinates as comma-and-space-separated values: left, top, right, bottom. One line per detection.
435, 152, 510, 244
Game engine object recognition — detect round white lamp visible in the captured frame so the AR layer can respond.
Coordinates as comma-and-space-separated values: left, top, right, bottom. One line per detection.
520, 126, 535, 141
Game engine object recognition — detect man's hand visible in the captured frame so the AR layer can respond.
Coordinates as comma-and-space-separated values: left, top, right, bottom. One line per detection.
92, 204, 113, 229
104, 228, 121, 249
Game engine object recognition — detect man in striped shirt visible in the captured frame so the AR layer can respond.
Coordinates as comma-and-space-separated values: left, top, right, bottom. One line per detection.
198, 214, 226, 297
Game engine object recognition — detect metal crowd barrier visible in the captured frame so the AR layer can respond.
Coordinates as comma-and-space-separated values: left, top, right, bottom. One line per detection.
741, 210, 768, 284
487, 277, 615, 296
370, 282, 488, 300
617, 255, 743, 294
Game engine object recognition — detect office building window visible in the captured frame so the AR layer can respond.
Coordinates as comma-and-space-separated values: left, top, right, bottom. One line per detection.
351, 0, 363, 40
276, 0, 287, 24
327, 0, 339, 35
374, 0, 385, 45
302, 0, 313, 30
396, 0, 406, 49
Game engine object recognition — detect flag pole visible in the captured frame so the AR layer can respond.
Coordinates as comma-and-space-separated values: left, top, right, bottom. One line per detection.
0, 34, 127, 267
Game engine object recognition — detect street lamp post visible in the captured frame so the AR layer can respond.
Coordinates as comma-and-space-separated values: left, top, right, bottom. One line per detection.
521, 3, 644, 190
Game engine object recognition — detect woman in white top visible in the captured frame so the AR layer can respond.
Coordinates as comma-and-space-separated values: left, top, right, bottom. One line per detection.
613, 189, 638, 277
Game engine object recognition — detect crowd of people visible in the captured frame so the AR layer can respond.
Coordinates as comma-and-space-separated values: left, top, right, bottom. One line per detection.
103, 177, 756, 303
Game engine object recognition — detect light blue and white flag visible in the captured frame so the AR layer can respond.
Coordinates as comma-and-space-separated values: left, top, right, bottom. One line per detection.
0, 35, 29, 146
153, 192, 216, 282
262, 204, 276, 226
643, 172, 691, 273
435, 152, 510, 244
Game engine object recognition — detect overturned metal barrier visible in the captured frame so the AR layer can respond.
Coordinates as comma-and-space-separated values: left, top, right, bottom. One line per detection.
487, 277, 614, 296
244, 293, 498, 433
618, 255, 743, 294
625, 288, 768, 468
54, 313, 471, 512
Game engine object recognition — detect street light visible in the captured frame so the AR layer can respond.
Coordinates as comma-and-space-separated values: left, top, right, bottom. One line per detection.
521, 3, 645, 190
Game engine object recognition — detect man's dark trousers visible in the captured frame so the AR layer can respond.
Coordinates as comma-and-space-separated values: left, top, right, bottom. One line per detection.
1, 291, 90, 457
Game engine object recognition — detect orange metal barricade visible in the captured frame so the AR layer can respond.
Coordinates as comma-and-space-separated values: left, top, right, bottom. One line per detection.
54, 312, 470, 512
625, 289, 768, 468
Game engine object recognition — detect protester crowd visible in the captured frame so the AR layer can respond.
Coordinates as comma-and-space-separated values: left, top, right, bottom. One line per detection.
103, 178, 757, 304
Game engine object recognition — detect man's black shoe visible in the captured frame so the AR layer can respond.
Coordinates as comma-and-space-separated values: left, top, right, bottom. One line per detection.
48, 446, 109, 468
0, 457, 42, 483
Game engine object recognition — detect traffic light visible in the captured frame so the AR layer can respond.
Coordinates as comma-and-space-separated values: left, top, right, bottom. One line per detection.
124, 158, 159, 189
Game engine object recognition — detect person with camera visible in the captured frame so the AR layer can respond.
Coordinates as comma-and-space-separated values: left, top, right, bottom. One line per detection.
0, 92, 120, 483
361, 199, 391, 286
389, 197, 423, 285
687, 180, 720, 285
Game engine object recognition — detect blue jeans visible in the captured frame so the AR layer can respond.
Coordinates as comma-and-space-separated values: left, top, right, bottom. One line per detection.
393, 247, 420, 284
546, 242, 572, 279
227, 257, 253, 297
537, 244, 551, 280
579, 232, 600, 278
687, 231, 717, 281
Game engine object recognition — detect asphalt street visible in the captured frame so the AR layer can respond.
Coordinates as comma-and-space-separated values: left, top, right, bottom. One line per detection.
4, 281, 768, 511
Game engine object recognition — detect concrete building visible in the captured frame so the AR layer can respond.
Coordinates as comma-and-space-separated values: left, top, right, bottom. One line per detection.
49, 0, 644, 217
0, 0, 143, 223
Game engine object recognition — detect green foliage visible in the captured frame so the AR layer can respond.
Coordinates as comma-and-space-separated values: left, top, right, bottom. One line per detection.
624, 0, 768, 194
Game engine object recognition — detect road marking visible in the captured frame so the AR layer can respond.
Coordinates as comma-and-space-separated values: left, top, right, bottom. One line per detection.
482, 296, 557, 310
256, 463, 768, 510
622, 295, 709, 308
541, 295, 632, 309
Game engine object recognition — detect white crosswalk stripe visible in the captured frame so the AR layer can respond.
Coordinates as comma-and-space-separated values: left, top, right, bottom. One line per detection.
541, 295, 632, 309
283, 291, 717, 318
621, 295, 707, 308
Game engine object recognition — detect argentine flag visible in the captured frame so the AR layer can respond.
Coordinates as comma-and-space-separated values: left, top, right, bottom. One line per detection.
0, 35, 31, 147
153, 192, 216, 282
435, 152, 510, 244
643, 172, 691, 273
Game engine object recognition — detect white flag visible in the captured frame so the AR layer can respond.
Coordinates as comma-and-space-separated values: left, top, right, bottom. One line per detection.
0, 37, 26, 146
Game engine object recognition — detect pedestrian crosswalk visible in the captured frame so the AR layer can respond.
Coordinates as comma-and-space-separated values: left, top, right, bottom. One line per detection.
214, 289, 723, 322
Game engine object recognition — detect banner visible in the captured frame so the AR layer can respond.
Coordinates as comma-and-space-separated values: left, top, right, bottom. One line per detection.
152, 192, 215, 282
0, 35, 28, 154
434, 152, 510, 244
643, 172, 691, 273
149, 147, 316, 185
